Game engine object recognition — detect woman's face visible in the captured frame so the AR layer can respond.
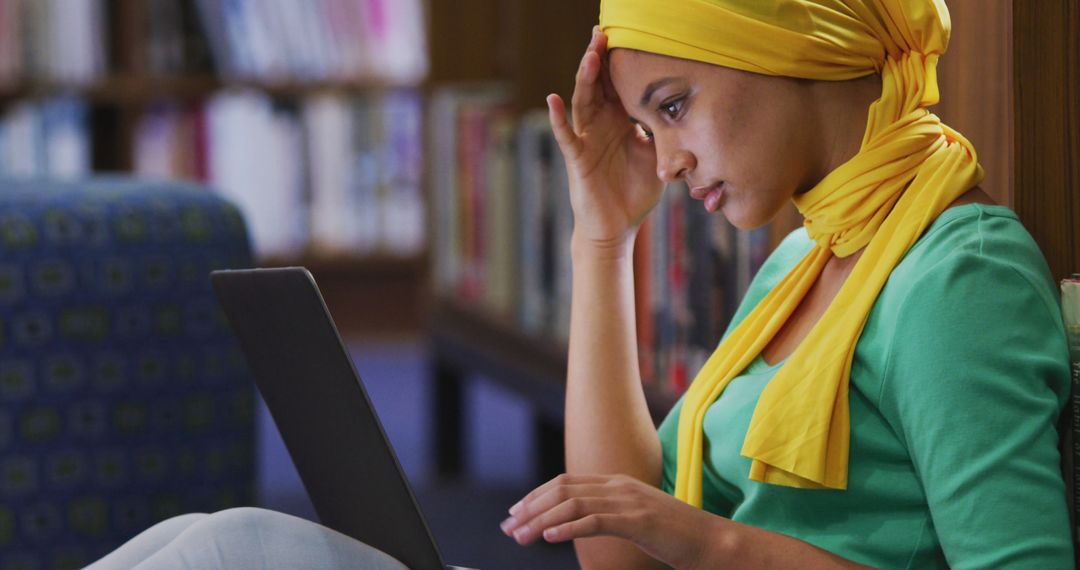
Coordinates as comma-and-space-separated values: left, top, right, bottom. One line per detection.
607, 48, 825, 229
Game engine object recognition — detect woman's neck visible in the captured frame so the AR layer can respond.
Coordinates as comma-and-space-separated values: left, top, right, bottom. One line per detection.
811, 74, 884, 184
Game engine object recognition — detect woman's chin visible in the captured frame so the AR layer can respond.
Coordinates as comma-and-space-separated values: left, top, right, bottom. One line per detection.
719, 205, 771, 231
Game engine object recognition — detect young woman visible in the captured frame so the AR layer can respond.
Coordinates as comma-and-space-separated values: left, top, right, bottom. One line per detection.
89, 0, 1072, 568
497, 1, 1073, 569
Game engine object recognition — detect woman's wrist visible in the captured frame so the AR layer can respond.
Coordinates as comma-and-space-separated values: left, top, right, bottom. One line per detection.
571, 228, 637, 262
697, 515, 742, 569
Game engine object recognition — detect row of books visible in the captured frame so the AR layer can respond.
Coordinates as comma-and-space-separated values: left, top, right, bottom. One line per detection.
635, 177, 770, 391
0, 96, 91, 179
144, 0, 215, 75
0, 0, 107, 85
429, 87, 770, 395
134, 89, 425, 261
193, 0, 428, 83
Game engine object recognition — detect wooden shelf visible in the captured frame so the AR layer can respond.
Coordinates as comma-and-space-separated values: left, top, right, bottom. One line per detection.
258, 252, 429, 279
0, 74, 426, 104
428, 295, 678, 425
248, 253, 430, 339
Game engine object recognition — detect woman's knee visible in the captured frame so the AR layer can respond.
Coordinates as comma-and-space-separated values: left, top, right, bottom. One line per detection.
196, 506, 280, 530
83, 512, 210, 569
161, 512, 210, 528
142, 507, 409, 569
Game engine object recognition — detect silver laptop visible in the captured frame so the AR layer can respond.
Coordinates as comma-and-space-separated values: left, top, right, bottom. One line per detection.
211, 267, 476, 570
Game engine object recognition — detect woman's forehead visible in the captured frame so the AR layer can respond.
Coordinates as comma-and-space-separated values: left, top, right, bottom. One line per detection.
608, 49, 686, 88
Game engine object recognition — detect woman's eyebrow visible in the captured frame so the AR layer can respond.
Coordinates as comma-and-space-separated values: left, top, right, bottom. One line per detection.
640, 78, 678, 106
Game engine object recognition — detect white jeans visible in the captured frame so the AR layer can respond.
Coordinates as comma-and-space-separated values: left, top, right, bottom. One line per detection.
84, 507, 409, 569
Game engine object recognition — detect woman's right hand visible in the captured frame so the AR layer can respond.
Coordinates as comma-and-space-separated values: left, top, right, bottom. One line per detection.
547, 26, 666, 251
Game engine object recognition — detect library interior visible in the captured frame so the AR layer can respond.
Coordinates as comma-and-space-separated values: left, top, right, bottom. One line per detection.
0, 0, 1077, 569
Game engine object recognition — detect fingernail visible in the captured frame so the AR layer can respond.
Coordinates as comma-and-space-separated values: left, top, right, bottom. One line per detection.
513, 526, 529, 542
509, 501, 523, 516
544, 527, 559, 541
499, 516, 517, 535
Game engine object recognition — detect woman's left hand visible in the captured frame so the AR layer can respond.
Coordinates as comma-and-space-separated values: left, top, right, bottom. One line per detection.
500, 473, 724, 569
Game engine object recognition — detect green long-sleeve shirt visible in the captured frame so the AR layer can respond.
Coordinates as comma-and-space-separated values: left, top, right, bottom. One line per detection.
658, 203, 1073, 568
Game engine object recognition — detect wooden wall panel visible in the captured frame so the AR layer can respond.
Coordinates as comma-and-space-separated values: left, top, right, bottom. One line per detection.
934, 0, 1014, 208
427, 0, 507, 82
1013, 0, 1080, 281
510, 0, 598, 110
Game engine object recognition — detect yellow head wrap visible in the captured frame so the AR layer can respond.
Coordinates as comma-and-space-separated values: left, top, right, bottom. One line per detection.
599, 0, 984, 503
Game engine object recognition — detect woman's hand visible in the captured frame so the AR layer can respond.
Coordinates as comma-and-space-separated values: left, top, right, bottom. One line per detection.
500, 473, 723, 570
549, 26, 665, 250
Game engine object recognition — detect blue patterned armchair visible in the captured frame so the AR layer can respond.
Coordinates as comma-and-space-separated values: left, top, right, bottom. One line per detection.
0, 178, 256, 569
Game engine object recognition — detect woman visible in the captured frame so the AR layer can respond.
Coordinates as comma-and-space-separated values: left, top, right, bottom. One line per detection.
498, 0, 1073, 568
90, 0, 1072, 568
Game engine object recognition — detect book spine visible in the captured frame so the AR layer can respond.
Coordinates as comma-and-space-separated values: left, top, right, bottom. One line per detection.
634, 218, 655, 386
685, 183, 716, 386
1060, 277, 1080, 561
516, 113, 546, 332
650, 186, 670, 390
667, 185, 688, 394
550, 130, 573, 342
484, 113, 516, 318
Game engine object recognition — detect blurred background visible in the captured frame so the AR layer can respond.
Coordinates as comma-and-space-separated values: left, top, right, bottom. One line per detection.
0, 0, 1076, 569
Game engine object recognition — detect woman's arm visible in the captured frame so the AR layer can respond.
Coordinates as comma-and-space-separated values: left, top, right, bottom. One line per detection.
533, 26, 669, 570
502, 473, 877, 569
717, 517, 875, 569
879, 250, 1074, 567
563, 233, 666, 569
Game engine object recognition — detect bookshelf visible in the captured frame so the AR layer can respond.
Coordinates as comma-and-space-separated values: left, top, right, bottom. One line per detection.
422, 0, 760, 480
422, 0, 1079, 485
0, 76, 420, 105
0, 0, 430, 336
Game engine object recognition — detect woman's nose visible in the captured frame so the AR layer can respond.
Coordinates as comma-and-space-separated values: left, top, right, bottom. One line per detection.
656, 146, 695, 184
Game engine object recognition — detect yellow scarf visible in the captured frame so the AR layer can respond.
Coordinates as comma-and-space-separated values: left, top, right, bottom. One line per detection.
599, 0, 984, 503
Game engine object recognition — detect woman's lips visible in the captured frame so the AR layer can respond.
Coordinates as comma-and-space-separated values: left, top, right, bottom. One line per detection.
689, 182, 725, 213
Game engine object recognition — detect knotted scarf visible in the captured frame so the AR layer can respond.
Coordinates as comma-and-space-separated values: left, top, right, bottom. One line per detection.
599, 0, 984, 504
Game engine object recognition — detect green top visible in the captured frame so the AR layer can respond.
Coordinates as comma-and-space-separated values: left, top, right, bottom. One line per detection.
658, 204, 1074, 569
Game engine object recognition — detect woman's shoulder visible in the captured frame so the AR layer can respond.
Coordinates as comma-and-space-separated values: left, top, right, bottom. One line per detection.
728, 202, 1059, 339
885, 203, 1058, 310
764, 202, 1058, 304
869, 203, 1071, 425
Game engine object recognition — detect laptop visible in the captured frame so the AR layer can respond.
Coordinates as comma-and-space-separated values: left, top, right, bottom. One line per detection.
210, 267, 474, 570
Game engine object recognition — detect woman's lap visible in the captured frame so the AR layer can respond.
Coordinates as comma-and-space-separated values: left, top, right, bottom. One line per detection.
85, 507, 408, 570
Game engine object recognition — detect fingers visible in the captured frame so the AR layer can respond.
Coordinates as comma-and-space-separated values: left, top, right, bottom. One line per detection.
504, 497, 620, 545
596, 40, 622, 104
570, 28, 607, 132
509, 473, 611, 515
502, 474, 628, 543
546, 94, 583, 160
540, 513, 620, 543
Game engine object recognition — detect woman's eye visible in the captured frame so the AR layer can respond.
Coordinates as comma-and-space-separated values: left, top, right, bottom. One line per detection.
661, 98, 683, 118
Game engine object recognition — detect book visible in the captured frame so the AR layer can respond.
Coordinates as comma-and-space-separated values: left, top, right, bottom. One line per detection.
131, 89, 426, 262
0, 0, 104, 85
192, 0, 427, 82
426, 90, 779, 398
427, 86, 512, 304
0, 96, 90, 179
1061, 276, 1080, 560
514, 110, 553, 333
